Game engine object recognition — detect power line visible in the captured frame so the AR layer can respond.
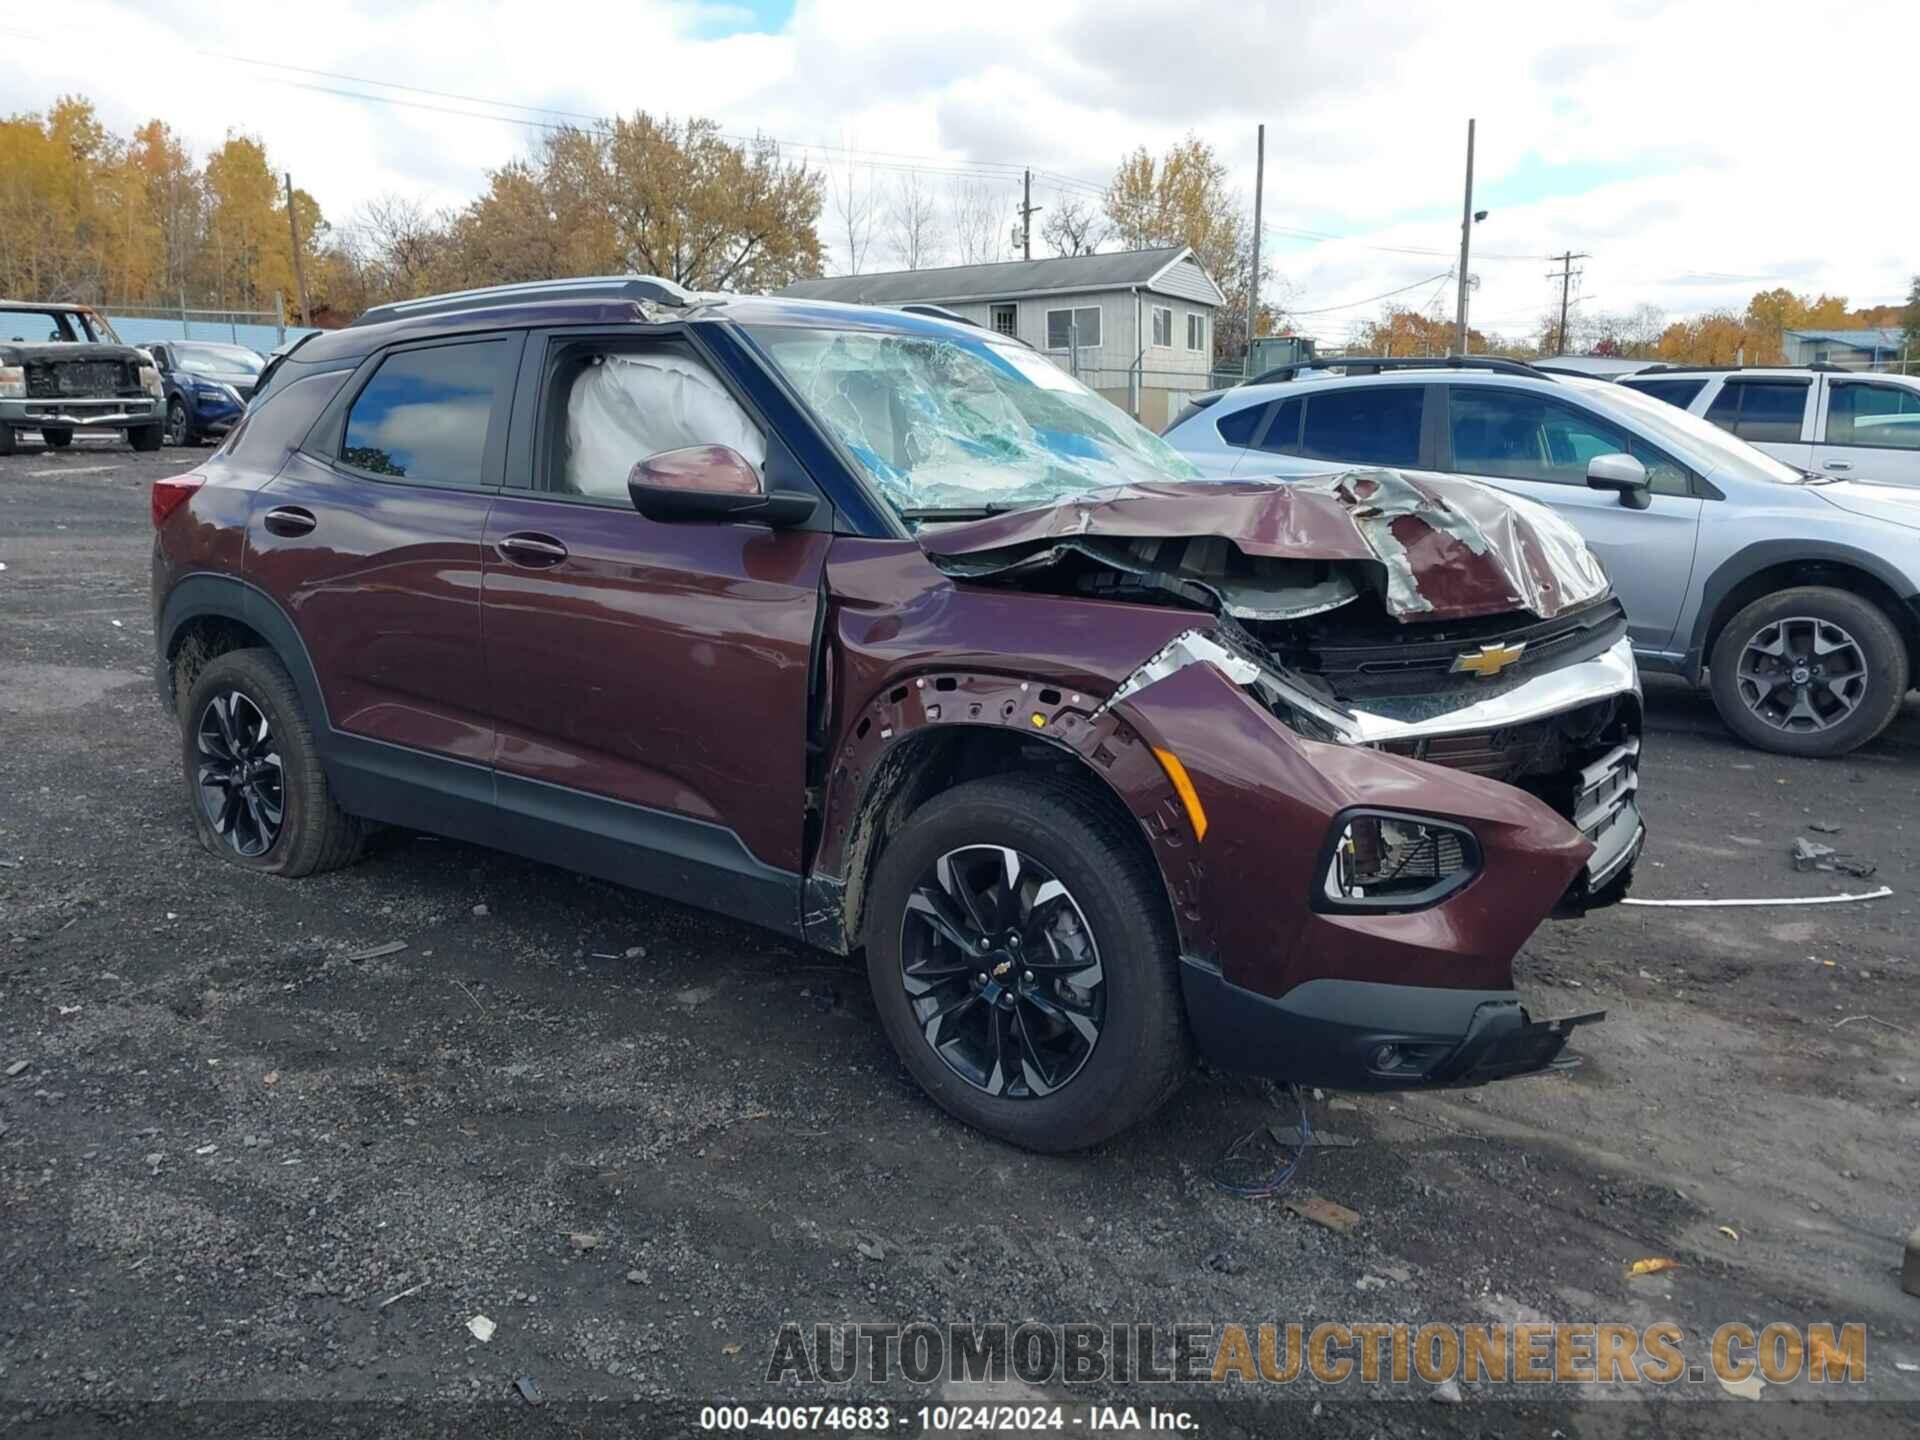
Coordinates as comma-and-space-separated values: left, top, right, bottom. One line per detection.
1286, 271, 1455, 316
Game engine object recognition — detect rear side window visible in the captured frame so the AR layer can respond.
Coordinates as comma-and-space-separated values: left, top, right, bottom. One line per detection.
1704, 379, 1809, 443
1298, 387, 1421, 466
222, 371, 349, 469
1621, 377, 1707, 408
1214, 401, 1269, 447
1253, 397, 1303, 454
340, 339, 514, 485
1827, 382, 1920, 450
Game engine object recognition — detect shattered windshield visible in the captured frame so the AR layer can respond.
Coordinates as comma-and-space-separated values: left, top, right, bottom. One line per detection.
744, 323, 1200, 516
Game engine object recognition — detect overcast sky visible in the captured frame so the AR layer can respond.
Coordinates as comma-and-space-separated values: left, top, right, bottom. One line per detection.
6, 0, 1915, 339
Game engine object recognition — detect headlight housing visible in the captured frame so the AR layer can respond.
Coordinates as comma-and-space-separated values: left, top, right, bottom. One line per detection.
138, 363, 163, 397
1315, 808, 1481, 913
0, 364, 23, 399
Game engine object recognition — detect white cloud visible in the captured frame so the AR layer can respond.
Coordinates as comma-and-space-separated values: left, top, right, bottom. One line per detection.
4, 0, 1915, 339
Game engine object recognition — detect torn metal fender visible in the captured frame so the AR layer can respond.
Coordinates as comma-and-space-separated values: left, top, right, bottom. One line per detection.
1108, 657, 1592, 1002
920, 473, 1608, 622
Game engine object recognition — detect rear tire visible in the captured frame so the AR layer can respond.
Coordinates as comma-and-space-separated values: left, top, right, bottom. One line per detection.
181, 648, 365, 877
41, 427, 72, 449
864, 774, 1189, 1152
1708, 586, 1906, 758
129, 424, 163, 453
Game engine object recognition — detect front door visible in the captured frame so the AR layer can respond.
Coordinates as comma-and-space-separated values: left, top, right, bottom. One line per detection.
1443, 385, 1703, 653
247, 334, 521, 765
479, 334, 830, 923
1811, 377, 1920, 487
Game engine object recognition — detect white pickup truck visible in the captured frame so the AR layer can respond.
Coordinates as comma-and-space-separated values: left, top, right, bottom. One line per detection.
1619, 366, 1920, 488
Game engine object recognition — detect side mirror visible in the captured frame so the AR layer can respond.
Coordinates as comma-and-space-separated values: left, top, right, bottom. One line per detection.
626, 445, 817, 527
1586, 452, 1651, 510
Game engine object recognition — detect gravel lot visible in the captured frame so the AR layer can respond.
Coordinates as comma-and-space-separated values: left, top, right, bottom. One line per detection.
4, 433, 1919, 1436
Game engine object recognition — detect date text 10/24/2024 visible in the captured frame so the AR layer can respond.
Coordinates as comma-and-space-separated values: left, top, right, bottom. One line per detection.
698, 1405, 1197, 1432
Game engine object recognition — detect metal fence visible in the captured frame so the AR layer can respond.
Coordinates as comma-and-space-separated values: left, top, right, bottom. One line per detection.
100, 298, 319, 354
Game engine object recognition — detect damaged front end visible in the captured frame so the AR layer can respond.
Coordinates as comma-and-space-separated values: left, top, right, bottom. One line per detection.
920, 472, 1644, 1090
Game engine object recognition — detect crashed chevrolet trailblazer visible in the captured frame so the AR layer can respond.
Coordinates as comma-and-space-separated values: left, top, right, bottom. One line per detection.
150, 278, 1644, 1151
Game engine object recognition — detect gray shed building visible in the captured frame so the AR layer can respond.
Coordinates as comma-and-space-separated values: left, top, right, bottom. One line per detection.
1782, 327, 1910, 371
780, 247, 1225, 429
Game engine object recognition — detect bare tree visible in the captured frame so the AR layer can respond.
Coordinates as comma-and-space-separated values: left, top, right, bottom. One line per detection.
883, 172, 941, 271
828, 160, 878, 275
948, 181, 1006, 266
351, 194, 450, 302
1041, 195, 1105, 257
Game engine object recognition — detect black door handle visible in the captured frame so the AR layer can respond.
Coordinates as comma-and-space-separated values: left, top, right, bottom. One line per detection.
263, 506, 316, 537
496, 532, 568, 566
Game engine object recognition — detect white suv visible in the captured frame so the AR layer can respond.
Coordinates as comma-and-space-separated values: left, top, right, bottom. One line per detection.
1620, 366, 1920, 488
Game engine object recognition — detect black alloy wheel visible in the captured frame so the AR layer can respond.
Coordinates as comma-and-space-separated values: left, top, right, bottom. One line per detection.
166, 399, 192, 447
900, 844, 1106, 1099
1733, 615, 1868, 735
194, 690, 285, 857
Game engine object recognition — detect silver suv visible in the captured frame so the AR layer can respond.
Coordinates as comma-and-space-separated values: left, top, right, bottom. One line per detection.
1618, 366, 1920, 489
1164, 357, 1920, 757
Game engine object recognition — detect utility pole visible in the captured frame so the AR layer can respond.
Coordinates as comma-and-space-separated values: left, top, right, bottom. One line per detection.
285, 172, 311, 326
1246, 123, 1265, 376
1453, 119, 1476, 354
1549, 250, 1591, 355
1018, 170, 1042, 260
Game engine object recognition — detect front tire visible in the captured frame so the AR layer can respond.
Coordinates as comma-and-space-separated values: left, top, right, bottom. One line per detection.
181, 649, 365, 876
165, 399, 192, 447
864, 775, 1189, 1152
1708, 586, 1907, 757
129, 424, 163, 453
0, 427, 16, 456
41, 427, 72, 449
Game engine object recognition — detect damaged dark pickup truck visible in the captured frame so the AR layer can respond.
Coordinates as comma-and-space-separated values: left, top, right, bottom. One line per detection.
152, 282, 1642, 1152
1, 301, 165, 454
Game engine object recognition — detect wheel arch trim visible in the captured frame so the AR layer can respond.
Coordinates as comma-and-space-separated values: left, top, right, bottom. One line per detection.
156, 573, 332, 735
1686, 539, 1920, 683
804, 670, 1195, 958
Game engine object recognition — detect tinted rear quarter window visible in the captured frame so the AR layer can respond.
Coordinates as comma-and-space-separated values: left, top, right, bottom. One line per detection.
1214, 401, 1269, 447
1298, 387, 1421, 466
1621, 378, 1707, 408
340, 340, 513, 484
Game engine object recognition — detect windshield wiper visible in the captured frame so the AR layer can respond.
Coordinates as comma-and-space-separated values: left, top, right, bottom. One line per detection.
899, 502, 1032, 521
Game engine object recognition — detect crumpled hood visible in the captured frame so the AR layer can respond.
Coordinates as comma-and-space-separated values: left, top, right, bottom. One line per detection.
1812, 478, 1920, 533
919, 471, 1610, 622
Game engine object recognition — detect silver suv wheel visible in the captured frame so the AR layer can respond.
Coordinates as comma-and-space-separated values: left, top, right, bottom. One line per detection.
1734, 616, 1869, 734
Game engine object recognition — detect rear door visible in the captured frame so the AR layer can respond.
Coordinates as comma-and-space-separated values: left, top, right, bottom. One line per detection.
478, 327, 830, 917
248, 333, 520, 764
1700, 376, 1815, 471
1442, 385, 1703, 652
1810, 376, 1920, 487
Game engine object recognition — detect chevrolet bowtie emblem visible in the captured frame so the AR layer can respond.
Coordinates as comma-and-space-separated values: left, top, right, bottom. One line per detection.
1452, 641, 1528, 678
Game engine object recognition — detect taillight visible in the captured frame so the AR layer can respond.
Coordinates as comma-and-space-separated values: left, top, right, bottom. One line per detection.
151, 473, 205, 528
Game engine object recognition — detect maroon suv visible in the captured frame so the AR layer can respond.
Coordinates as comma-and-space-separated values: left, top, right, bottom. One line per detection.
151, 277, 1643, 1151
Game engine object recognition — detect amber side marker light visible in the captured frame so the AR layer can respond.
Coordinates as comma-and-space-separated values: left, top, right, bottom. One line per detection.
1151, 746, 1208, 841
151, 473, 205, 527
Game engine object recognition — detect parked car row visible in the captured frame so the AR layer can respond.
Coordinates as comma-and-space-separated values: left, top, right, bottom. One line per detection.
0, 298, 266, 454
1163, 356, 1920, 758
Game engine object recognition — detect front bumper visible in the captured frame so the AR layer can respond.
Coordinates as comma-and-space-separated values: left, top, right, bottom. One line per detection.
1, 396, 161, 429
1181, 965, 1604, 1090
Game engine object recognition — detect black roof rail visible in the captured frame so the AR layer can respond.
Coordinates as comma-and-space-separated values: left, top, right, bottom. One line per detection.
897, 303, 980, 327
352, 275, 699, 329
1634, 362, 1851, 376
1244, 354, 1549, 386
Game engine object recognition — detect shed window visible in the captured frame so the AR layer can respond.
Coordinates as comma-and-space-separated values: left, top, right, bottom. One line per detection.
1187, 313, 1206, 351
1151, 306, 1173, 348
1045, 306, 1102, 350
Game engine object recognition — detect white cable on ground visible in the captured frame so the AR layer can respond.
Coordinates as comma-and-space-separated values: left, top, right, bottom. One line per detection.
1621, 887, 1892, 909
